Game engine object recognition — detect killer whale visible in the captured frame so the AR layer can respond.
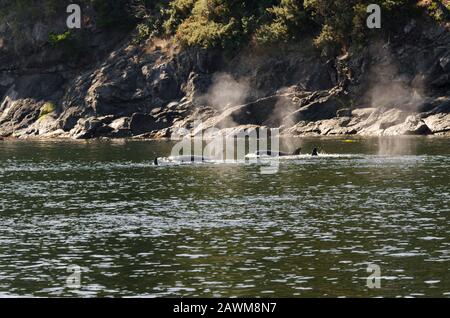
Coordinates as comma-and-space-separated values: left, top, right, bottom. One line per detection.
154, 155, 211, 166
250, 147, 320, 158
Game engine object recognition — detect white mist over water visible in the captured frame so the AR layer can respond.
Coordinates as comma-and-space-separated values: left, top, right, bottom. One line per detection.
269, 88, 303, 152
206, 73, 250, 109
377, 137, 417, 156
365, 43, 425, 112
271, 92, 297, 128
363, 43, 428, 155
198, 72, 251, 128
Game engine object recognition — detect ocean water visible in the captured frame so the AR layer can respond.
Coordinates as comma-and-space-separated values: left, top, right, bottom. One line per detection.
0, 137, 449, 297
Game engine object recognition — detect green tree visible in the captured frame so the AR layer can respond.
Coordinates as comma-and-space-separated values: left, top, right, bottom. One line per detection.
255, 0, 311, 44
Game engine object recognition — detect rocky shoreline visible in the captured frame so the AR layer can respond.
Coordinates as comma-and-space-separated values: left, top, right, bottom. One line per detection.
2, 103, 449, 141
1, 19, 449, 140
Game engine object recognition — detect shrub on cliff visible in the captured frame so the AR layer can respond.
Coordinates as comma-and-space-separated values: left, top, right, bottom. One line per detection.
164, 0, 197, 34
48, 31, 72, 46
419, 0, 450, 22
158, 0, 429, 53
304, 0, 422, 54
1, 0, 448, 56
174, 0, 241, 49
39, 103, 56, 119
255, 0, 312, 44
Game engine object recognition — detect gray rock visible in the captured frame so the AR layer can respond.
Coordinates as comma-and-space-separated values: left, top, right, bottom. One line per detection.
424, 113, 450, 133
150, 107, 162, 116
384, 115, 431, 135
58, 107, 86, 131
289, 94, 341, 122
70, 117, 113, 139
0, 99, 41, 137
431, 98, 450, 113
431, 73, 450, 88
439, 53, 450, 72
284, 117, 355, 136
129, 113, 167, 135
109, 117, 130, 130
356, 109, 408, 136
337, 108, 352, 117
70, 118, 99, 139
378, 109, 410, 130
351, 108, 377, 119
14, 74, 64, 100
183, 72, 212, 102
97, 115, 116, 125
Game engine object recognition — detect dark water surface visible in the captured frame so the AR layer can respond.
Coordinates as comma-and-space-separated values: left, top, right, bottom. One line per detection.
0, 137, 449, 297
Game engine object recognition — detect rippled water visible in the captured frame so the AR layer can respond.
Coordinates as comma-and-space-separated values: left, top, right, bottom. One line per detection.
0, 137, 449, 297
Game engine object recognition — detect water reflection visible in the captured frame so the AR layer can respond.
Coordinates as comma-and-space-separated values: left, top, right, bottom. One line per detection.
377, 136, 418, 156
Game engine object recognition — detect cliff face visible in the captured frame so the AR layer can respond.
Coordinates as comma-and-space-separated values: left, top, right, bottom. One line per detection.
1, 12, 450, 139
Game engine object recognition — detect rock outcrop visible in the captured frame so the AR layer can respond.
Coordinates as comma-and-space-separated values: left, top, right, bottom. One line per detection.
0, 16, 449, 140
424, 113, 450, 134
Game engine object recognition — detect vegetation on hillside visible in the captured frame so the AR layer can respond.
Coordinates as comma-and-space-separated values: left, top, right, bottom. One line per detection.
38, 102, 56, 119
149, 0, 449, 53
1, 0, 449, 55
